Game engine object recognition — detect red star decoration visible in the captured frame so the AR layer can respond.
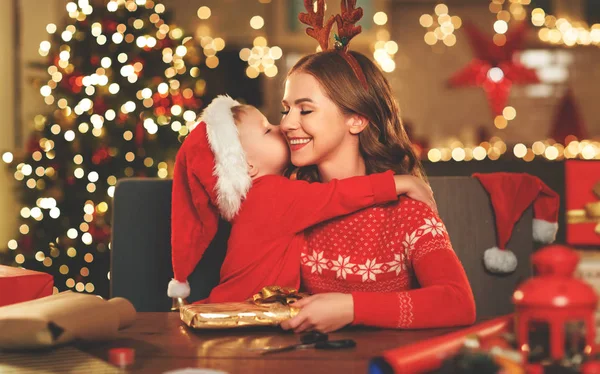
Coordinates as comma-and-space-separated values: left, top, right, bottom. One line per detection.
448, 21, 539, 117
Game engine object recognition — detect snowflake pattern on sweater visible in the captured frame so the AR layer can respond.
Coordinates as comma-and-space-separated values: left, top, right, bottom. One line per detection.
300, 197, 476, 329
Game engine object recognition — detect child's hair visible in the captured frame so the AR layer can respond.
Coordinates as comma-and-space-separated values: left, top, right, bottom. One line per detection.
285, 50, 426, 182
230, 105, 254, 126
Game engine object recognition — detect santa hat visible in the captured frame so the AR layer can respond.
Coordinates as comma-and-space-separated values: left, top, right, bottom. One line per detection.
472, 173, 559, 274
167, 95, 252, 299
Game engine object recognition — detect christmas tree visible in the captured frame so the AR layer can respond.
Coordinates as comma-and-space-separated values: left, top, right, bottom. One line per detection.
1, 0, 216, 297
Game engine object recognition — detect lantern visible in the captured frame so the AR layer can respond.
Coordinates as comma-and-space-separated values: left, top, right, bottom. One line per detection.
513, 245, 598, 365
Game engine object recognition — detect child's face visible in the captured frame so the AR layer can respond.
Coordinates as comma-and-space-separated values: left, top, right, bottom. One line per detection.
237, 107, 290, 177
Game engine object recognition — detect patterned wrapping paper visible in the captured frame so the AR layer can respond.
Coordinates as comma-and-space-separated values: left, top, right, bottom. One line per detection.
180, 286, 305, 329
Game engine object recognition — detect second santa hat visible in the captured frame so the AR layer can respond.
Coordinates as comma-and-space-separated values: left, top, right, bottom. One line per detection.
473, 172, 559, 274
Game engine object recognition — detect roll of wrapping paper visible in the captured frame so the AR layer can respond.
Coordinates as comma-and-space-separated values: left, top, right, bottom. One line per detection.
180, 286, 306, 329
369, 315, 513, 374
0, 291, 136, 350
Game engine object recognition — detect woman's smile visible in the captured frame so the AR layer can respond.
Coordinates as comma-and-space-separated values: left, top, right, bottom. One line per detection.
288, 137, 313, 151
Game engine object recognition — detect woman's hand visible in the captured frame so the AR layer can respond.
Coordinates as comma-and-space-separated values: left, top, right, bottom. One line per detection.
280, 293, 354, 333
393, 175, 437, 213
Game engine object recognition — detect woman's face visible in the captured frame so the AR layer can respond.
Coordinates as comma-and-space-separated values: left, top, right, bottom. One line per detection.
280, 72, 351, 167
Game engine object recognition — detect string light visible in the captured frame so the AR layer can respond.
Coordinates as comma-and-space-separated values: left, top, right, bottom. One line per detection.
531, 8, 600, 47
427, 138, 600, 162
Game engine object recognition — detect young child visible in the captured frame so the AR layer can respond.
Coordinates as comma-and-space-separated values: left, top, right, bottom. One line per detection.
167, 95, 435, 303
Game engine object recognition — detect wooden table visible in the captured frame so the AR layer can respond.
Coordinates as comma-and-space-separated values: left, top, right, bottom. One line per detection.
78, 312, 472, 373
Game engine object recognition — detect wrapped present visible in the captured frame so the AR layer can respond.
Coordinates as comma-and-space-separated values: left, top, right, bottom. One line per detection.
0, 265, 53, 307
0, 291, 136, 350
566, 160, 600, 246
180, 286, 307, 329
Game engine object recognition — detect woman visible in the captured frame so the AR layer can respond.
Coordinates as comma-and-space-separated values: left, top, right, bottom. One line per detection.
279, 50, 476, 333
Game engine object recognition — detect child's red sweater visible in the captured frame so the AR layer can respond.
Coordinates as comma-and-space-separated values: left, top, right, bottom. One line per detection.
200, 171, 398, 303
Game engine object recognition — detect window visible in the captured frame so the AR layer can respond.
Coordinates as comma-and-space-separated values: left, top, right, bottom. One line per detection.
519, 49, 574, 98
530, 0, 553, 14
585, 0, 600, 25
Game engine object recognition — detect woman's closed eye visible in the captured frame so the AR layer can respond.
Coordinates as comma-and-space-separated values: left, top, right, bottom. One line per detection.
280, 108, 313, 116
264, 128, 271, 135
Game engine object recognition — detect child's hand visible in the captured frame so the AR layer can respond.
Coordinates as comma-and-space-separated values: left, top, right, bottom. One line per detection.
393, 175, 437, 213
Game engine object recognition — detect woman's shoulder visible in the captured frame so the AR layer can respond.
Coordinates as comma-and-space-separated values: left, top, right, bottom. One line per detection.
380, 196, 447, 234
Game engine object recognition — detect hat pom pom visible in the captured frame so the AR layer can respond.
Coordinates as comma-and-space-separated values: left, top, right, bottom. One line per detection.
532, 219, 558, 244
167, 279, 190, 298
484, 246, 518, 274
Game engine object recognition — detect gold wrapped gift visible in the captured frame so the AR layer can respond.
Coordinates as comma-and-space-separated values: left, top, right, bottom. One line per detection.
180, 286, 308, 329
567, 182, 600, 236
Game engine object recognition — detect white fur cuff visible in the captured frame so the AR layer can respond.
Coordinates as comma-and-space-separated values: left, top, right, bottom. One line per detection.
532, 219, 558, 244
484, 246, 518, 274
167, 279, 190, 298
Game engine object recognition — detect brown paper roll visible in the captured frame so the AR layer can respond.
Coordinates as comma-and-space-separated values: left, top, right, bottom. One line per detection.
0, 292, 137, 350
108, 297, 136, 329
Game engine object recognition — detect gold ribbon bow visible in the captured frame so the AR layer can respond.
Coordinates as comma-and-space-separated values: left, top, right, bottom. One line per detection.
567, 182, 600, 236
251, 286, 308, 306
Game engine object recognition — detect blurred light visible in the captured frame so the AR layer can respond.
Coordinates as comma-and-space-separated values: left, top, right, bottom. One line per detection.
420, 14, 434, 28
473, 146, 487, 161
494, 115, 508, 129
197, 6, 211, 19
513, 143, 528, 158
582, 144, 596, 159
82, 233, 93, 245
374, 12, 388, 26
545, 145, 559, 160
435, 4, 448, 16
250, 16, 265, 29
487, 67, 504, 82
67, 229, 78, 240
494, 20, 509, 34
503, 106, 517, 120
64, 130, 75, 141
2, 152, 13, 163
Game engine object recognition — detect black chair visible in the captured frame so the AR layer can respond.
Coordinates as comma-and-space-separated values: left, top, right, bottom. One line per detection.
111, 177, 533, 315
110, 179, 229, 312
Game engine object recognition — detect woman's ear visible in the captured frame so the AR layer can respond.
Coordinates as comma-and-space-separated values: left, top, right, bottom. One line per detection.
347, 114, 369, 135
248, 162, 259, 178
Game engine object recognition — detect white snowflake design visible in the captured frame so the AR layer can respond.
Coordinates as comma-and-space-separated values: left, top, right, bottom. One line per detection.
304, 250, 328, 274
418, 217, 445, 237
356, 258, 383, 282
402, 231, 420, 256
330, 255, 355, 280
386, 253, 408, 276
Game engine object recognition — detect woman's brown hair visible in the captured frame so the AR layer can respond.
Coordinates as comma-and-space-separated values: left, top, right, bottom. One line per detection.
286, 50, 425, 182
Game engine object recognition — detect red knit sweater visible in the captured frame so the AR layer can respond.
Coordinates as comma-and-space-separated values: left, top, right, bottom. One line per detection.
301, 197, 476, 329
201, 171, 398, 303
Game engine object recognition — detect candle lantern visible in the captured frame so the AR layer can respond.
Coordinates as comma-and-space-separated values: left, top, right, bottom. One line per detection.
513, 245, 598, 365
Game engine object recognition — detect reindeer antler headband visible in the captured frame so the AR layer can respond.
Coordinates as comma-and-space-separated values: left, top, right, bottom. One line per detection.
299, 0, 369, 90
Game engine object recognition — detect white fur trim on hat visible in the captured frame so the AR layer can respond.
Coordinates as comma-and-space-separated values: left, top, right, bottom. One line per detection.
167, 279, 190, 298
532, 218, 558, 244
201, 95, 252, 221
483, 246, 517, 274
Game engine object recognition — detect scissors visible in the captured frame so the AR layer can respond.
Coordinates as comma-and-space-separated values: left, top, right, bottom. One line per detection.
258, 331, 356, 355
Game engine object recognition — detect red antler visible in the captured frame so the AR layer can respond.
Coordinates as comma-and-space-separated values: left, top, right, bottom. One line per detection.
335, 0, 363, 51
298, 0, 336, 50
